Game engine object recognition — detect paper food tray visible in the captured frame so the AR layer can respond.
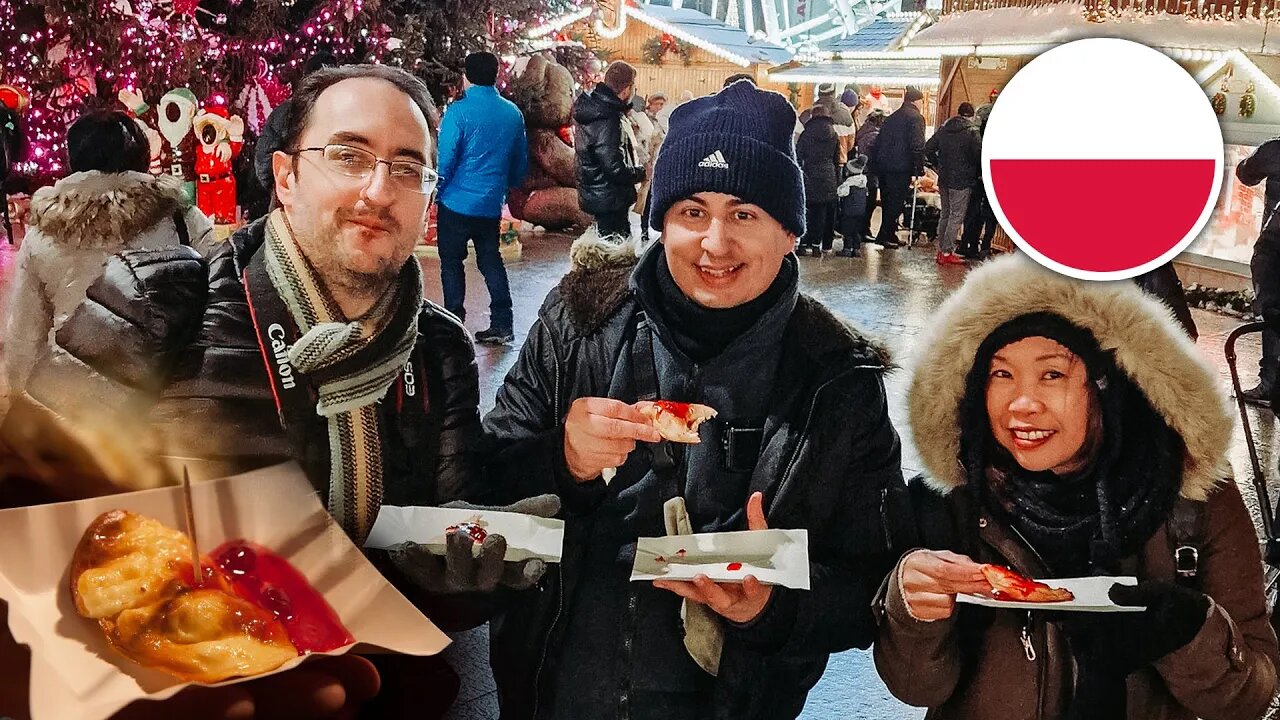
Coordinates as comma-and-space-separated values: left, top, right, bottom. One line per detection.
364, 505, 565, 563
957, 575, 1143, 612
0, 462, 450, 720
630, 529, 810, 590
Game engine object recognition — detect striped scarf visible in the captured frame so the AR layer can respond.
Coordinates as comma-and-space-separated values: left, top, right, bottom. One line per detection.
263, 210, 422, 540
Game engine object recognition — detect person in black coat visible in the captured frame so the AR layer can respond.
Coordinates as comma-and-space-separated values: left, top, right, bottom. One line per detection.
1235, 138, 1280, 405
573, 61, 646, 239
796, 105, 841, 255
958, 103, 998, 259
854, 109, 885, 243
924, 102, 981, 264
869, 86, 926, 249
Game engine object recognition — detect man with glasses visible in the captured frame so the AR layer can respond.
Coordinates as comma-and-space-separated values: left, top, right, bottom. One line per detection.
24, 64, 551, 719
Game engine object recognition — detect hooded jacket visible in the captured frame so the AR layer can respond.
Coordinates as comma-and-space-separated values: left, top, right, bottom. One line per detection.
573, 83, 645, 215
4, 171, 213, 395
924, 116, 981, 190
480, 233, 904, 719
796, 115, 841, 205
874, 255, 1279, 720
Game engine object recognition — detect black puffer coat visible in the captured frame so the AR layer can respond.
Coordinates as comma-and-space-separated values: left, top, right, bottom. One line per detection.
573, 83, 645, 215
924, 115, 981, 190
870, 103, 926, 177
796, 115, 841, 205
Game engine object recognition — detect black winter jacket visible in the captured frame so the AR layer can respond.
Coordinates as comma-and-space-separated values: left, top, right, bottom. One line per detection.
924, 116, 981, 190
27, 218, 486, 626
1237, 138, 1280, 230
871, 104, 926, 177
796, 116, 841, 205
573, 84, 644, 215
480, 255, 906, 720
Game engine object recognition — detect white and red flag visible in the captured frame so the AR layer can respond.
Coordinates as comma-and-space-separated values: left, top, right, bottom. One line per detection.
982, 38, 1223, 280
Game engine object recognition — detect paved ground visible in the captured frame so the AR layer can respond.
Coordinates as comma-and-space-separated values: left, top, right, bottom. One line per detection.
2, 226, 1275, 719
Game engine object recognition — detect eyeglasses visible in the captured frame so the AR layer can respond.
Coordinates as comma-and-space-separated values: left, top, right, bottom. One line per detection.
290, 144, 439, 195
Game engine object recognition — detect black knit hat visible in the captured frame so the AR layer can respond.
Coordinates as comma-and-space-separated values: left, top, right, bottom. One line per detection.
648, 81, 806, 237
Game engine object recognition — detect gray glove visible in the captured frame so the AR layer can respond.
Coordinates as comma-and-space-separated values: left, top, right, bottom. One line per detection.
387, 494, 561, 594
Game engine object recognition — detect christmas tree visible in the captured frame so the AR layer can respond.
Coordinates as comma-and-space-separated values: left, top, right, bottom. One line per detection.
0, 0, 594, 189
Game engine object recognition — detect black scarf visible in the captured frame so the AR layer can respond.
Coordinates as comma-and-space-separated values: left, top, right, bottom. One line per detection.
643, 246, 799, 364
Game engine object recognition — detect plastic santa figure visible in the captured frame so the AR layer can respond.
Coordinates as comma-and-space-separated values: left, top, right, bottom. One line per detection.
192, 105, 245, 224
863, 85, 892, 115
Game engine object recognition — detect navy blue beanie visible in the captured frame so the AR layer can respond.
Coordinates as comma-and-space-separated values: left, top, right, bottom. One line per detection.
648, 80, 806, 237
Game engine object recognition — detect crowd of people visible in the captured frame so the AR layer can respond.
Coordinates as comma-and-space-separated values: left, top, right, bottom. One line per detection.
1, 57, 1279, 720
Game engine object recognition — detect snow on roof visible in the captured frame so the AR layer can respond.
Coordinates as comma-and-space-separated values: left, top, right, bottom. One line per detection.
820, 15, 918, 52
913, 3, 1279, 54
768, 57, 942, 86
630, 4, 795, 66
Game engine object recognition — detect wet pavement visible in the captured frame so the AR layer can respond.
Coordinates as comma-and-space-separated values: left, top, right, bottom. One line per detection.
2, 228, 1277, 719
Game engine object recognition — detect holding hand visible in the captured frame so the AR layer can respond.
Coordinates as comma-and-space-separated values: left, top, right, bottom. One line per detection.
388, 495, 561, 594
1101, 581, 1210, 670
563, 397, 661, 483
898, 550, 990, 621
653, 492, 774, 624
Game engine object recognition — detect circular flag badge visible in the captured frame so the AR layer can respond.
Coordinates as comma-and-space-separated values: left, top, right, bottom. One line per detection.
982, 38, 1223, 280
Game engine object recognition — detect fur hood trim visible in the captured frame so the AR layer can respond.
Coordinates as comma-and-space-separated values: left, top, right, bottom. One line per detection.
908, 255, 1231, 501
29, 171, 186, 249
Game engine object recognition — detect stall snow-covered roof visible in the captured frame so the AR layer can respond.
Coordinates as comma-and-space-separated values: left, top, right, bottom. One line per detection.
912, 2, 1274, 57
767, 56, 941, 86
627, 4, 794, 66
1197, 50, 1280, 145
819, 12, 928, 53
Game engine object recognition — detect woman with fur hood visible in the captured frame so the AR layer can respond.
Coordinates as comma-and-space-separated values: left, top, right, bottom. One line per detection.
874, 255, 1278, 720
3, 110, 213, 396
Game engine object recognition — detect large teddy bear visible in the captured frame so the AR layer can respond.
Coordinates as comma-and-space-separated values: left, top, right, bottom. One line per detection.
504, 54, 591, 231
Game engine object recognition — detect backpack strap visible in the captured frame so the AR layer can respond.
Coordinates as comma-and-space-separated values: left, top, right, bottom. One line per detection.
1167, 497, 1206, 589
173, 210, 190, 246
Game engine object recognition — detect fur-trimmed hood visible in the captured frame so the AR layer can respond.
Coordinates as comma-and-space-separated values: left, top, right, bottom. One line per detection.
29, 171, 187, 248
908, 255, 1232, 501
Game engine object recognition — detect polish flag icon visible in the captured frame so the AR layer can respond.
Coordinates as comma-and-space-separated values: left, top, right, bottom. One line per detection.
982, 38, 1223, 280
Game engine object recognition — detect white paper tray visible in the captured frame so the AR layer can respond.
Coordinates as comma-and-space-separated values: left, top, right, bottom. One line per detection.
630, 529, 810, 590
957, 575, 1143, 612
364, 505, 565, 563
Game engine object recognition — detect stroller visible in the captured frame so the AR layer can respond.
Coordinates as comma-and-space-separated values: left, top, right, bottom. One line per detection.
1224, 322, 1280, 633
836, 155, 869, 257
907, 188, 942, 247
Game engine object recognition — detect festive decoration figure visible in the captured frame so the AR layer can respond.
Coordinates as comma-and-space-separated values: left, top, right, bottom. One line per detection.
158, 88, 199, 201
118, 88, 165, 174
504, 54, 590, 230
193, 104, 244, 223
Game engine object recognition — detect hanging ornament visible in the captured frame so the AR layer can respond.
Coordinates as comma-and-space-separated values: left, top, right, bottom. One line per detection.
172, 0, 199, 15
1212, 75, 1229, 116
214, 12, 226, 24
1241, 81, 1257, 118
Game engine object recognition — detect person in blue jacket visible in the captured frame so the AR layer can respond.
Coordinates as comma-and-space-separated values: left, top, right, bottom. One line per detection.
436, 51, 530, 345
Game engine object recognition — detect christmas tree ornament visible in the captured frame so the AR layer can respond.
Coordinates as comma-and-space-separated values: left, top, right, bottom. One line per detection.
1240, 81, 1256, 118
1212, 76, 1229, 116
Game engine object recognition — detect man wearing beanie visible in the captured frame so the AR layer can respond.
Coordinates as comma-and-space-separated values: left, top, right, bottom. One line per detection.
481, 80, 905, 719
435, 51, 529, 345
574, 60, 646, 238
869, 86, 927, 249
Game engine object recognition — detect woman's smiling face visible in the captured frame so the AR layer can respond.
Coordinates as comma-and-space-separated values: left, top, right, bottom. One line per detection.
986, 336, 1096, 474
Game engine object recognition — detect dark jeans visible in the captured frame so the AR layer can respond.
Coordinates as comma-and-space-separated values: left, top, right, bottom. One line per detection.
436, 203, 513, 332
960, 187, 998, 256
1252, 237, 1280, 389
875, 171, 913, 244
594, 209, 632, 239
801, 202, 837, 250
